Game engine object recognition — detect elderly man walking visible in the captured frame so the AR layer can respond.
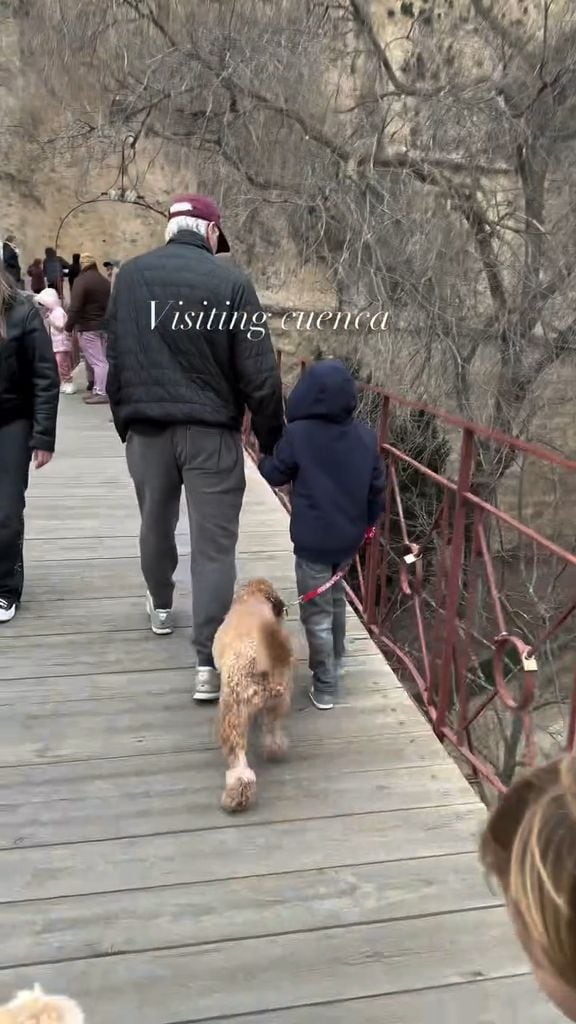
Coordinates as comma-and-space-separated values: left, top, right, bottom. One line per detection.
106, 195, 284, 701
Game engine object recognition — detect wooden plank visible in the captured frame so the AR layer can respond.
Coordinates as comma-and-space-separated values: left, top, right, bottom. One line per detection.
0, 654, 397, 703
16, 558, 298, 601
0, 629, 196, 680
26, 481, 282, 511
0, 908, 527, 1024
0, 803, 485, 902
25, 512, 289, 539
0, 625, 381, 679
157, 976, 562, 1024
25, 530, 293, 562
0, 684, 432, 765
24, 505, 290, 539
0, 749, 465, 848
2, 594, 366, 638
4, 595, 194, 636
0, 853, 499, 968
0, 745, 471, 825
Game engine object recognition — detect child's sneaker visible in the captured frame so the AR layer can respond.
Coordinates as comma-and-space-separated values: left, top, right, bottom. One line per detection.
309, 687, 334, 710
61, 382, 76, 395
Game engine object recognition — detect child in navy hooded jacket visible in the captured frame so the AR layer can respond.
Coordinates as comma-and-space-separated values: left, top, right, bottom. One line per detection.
259, 359, 385, 709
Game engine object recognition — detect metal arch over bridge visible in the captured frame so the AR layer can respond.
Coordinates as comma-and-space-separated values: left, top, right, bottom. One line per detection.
54, 133, 166, 249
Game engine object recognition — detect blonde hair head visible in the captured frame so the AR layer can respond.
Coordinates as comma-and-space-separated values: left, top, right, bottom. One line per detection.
480, 756, 576, 988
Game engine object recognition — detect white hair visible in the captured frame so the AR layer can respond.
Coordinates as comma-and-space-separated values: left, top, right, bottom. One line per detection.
165, 215, 209, 242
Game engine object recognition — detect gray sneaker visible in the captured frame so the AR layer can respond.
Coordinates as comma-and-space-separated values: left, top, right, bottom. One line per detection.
309, 687, 335, 710
193, 666, 221, 702
145, 591, 173, 635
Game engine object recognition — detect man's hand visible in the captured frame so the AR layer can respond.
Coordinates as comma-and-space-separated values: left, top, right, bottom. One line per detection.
33, 450, 53, 470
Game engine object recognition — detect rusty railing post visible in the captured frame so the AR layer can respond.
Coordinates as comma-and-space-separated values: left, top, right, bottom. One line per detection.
434, 427, 475, 735
364, 396, 390, 625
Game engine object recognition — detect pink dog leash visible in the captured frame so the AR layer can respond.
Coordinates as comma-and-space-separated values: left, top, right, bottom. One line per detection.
287, 526, 377, 609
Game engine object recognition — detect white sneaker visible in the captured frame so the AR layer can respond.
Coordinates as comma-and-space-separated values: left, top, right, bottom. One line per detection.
0, 598, 16, 623
61, 382, 77, 395
145, 591, 173, 635
193, 666, 221, 702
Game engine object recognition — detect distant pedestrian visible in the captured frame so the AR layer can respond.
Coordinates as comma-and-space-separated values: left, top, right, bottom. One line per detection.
3, 234, 22, 286
0, 267, 59, 623
65, 253, 110, 405
43, 247, 65, 299
67, 252, 81, 293
103, 259, 120, 290
259, 360, 386, 710
36, 288, 76, 395
27, 258, 45, 294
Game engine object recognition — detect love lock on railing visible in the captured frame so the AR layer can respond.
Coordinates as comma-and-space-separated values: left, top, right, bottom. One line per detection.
400, 543, 424, 596
493, 632, 538, 710
492, 632, 538, 765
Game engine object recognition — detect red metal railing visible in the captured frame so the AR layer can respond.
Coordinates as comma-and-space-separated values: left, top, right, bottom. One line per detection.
244, 353, 576, 797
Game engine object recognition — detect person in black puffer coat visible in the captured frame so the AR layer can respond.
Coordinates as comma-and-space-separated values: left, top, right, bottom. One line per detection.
106, 193, 284, 701
0, 268, 59, 622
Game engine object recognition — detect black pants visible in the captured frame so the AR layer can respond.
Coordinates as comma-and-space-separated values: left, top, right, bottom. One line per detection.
0, 420, 31, 603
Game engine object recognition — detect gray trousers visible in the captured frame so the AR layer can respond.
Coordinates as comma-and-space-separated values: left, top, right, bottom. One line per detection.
126, 425, 245, 665
295, 557, 347, 696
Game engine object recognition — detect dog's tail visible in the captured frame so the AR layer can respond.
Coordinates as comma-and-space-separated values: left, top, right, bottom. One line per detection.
255, 618, 292, 675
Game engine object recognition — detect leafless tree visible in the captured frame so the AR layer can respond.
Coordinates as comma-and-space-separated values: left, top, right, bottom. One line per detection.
21, 0, 576, 442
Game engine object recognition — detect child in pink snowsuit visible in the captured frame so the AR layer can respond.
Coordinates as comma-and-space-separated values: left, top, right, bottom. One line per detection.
36, 288, 76, 394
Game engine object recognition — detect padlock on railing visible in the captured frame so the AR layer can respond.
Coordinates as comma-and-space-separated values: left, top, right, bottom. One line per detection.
403, 543, 422, 565
521, 649, 538, 672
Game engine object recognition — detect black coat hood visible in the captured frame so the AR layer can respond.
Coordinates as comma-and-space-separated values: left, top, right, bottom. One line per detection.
287, 360, 357, 424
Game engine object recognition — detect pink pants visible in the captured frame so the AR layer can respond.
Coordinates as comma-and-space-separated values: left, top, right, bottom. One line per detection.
79, 331, 108, 395
55, 351, 73, 384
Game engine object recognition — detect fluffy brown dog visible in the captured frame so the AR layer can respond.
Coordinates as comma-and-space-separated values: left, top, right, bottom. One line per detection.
213, 578, 293, 812
0, 985, 84, 1024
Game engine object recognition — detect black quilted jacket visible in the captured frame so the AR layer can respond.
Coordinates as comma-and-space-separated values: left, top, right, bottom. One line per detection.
0, 293, 59, 451
106, 231, 284, 454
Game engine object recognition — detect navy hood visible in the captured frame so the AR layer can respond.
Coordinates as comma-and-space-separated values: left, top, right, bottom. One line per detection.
287, 359, 357, 424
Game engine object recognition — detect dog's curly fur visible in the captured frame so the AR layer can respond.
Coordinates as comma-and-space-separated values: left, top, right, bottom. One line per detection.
213, 578, 293, 812
0, 985, 84, 1024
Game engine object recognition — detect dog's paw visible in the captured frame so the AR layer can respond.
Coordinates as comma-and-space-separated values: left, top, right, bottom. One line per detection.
263, 733, 289, 762
222, 766, 257, 812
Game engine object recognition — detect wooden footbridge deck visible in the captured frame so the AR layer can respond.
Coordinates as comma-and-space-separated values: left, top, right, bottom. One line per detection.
0, 397, 562, 1022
